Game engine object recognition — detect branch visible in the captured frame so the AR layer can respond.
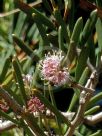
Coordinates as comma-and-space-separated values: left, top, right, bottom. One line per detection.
80, 0, 102, 18
0, 86, 46, 136
0, 0, 42, 18
62, 111, 102, 126
65, 70, 98, 136
68, 78, 94, 93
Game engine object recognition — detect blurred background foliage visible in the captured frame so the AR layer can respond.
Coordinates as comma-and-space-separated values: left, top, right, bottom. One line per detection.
0, 0, 102, 136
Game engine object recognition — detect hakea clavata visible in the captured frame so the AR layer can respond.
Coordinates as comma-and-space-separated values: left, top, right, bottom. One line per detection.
22, 75, 45, 114
39, 50, 69, 86
27, 96, 45, 114
0, 99, 9, 112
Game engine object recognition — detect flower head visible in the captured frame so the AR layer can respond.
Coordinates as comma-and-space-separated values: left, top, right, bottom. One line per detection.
39, 50, 69, 86
27, 96, 45, 114
0, 99, 9, 112
23, 74, 33, 85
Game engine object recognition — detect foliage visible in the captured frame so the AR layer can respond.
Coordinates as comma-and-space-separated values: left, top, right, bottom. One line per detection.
0, 0, 102, 136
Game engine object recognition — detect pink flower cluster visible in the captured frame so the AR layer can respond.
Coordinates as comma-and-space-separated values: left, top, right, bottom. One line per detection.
39, 51, 69, 86
27, 96, 45, 113
0, 99, 9, 112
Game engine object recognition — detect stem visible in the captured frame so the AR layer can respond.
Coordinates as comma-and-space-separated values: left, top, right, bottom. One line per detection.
65, 70, 98, 136
0, 86, 46, 136
48, 84, 56, 107
50, 0, 56, 9
0, 0, 42, 17
48, 84, 62, 135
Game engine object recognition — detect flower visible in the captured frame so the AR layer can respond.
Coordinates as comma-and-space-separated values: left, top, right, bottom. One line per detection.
0, 99, 9, 112
22, 74, 33, 85
39, 50, 69, 86
27, 96, 45, 113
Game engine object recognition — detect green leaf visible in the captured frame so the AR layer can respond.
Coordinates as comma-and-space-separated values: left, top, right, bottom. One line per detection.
67, 0, 75, 33
54, 9, 70, 43
35, 91, 71, 126
0, 87, 45, 136
96, 18, 102, 51
2, 71, 13, 86
4, 87, 24, 106
74, 130, 83, 136
26, 23, 39, 42
35, 18, 50, 46
88, 36, 96, 66
89, 130, 102, 136
42, 0, 52, 13
12, 34, 39, 61
58, 26, 64, 50
19, 119, 34, 136
22, 58, 33, 73
68, 67, 90, 111
75, 46, 89, 82
0, 110, 19, 125
87, 92, 102, 110
85, 105, 100, 116
80, 9, 98, 46
23, 113, 46, 136
96, 0, 102, 7
71, 17, 83, 45
13, 58, 27, 105
14, 11, 26, 36
14, 0, 55, 29
0, 58, 11, 82
63, 17, 83, 66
